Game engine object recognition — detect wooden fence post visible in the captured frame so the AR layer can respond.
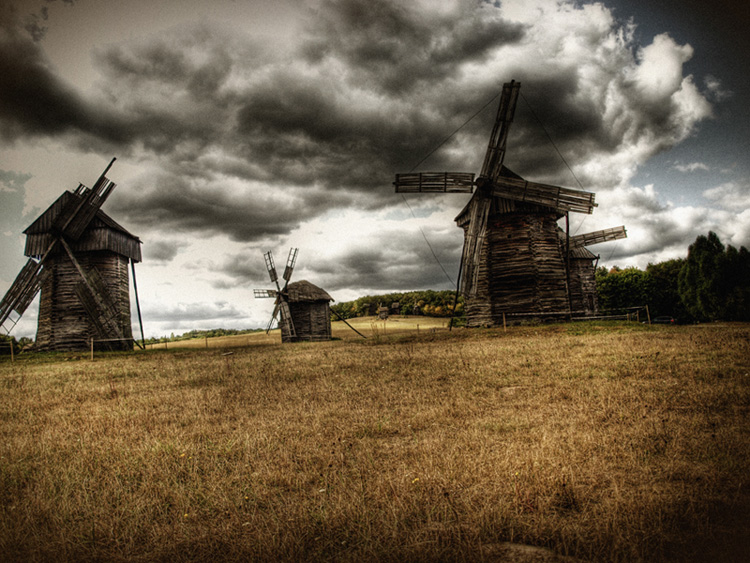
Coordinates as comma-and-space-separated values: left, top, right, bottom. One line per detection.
90, 338, 94, 361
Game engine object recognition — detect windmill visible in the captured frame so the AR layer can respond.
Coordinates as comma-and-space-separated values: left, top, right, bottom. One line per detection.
394, 80, 626, 326
0, 158, 143, 350
254, 248, 335, 342
254, 248, 299, 341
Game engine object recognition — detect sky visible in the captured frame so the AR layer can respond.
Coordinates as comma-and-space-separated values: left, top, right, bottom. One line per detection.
1, 0, 749, 340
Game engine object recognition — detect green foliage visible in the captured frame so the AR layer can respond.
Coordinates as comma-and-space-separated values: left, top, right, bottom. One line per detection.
595, 266, 649, 312
645, 259, 689, 320
596, 231, 750, 323
0, 334, 19, 355
678, 232, 750, 321
330, 290, 462, 320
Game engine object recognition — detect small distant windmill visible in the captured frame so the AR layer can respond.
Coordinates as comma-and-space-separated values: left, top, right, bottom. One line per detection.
254, 248, 334, 343
0, 158, 144, 350
394, 80, 626, 325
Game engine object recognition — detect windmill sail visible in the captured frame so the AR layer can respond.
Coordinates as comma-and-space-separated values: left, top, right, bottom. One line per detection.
394, 172, 475, 193
481, 80, 520, 182
53, 158, 117, 240
0, 259, 43, 331
490, 176, 596, 215
569, 226, 627, 248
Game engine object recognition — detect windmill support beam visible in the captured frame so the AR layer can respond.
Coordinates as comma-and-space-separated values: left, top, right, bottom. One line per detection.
60, 237, 125, 343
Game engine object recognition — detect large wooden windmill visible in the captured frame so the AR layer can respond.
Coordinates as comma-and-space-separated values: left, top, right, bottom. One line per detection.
395, 81, 626, 326
254, 248, 333, 343
0, 158, 143, 350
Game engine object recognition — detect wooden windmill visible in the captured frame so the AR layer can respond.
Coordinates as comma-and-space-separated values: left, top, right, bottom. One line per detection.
394, 80, 626, 326
0, 158, 143, 350
254, 248, 334, 342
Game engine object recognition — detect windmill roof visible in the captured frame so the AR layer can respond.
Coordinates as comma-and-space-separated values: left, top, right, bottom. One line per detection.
454, 166, 562, 226
23, 190, 141, 242
287, 280, 333, 303
569, 246, 597, 259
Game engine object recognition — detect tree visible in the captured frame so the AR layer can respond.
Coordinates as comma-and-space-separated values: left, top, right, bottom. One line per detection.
678, 232, 750, 321
645, 258, 689, 320
596, 266, 649, 312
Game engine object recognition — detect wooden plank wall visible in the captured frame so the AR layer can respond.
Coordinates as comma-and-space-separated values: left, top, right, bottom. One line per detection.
463, 212, 570, 327
568, 258, 598, 316
287, 301, 332, 342
35, 251, 133, 351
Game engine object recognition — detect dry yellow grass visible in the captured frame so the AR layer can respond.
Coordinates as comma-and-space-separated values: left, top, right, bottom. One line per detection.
1, 322, 749, 562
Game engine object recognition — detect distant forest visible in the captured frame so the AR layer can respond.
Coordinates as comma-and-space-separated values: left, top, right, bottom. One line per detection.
330, 289, 461, 321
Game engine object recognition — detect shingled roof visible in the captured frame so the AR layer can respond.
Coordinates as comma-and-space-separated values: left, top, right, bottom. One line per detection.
287, 280, 333, 303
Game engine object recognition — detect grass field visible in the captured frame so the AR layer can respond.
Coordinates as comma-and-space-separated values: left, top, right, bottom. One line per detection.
1, 321, 749, 561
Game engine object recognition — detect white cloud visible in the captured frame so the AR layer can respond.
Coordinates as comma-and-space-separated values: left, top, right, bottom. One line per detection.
703, 180, 750, 211
673, 161, 710, 173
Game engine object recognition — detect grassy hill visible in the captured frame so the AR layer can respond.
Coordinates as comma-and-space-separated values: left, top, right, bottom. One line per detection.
2, 321, 749, 561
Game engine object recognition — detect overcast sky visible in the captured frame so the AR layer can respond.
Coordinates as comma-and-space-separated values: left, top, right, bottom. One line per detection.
1, 0, 748, 339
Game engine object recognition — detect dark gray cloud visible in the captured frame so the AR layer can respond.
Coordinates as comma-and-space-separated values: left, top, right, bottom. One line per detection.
0, 0, 717, 257
303, 0, 525, 95
143, 240, 187, 263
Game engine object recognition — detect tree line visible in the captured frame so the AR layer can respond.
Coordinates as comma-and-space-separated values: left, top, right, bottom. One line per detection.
596, 231, 750, 322
330, 289, 463, 320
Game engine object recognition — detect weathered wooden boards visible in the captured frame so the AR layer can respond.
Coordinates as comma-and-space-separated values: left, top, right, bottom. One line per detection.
394, 172, 475, 193
569, 226, 626, 248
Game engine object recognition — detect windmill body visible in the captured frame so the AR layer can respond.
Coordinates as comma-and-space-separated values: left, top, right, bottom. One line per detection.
0, 159, 143, 350
395, 81, 626, 326
254, 249, 334, 343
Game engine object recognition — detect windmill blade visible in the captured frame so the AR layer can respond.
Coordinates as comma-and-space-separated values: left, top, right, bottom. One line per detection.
480, 81, 521, 183
490, 176, 597, 214
266, 301, 281, 334
0, 258, 43, 331
253, 289, 277, 298
394, 172, 475, 193
277, 299, 297, 340
283, 247, 298, 283
569, 226, 627, 248
264, 251, 278, 285
53, 157, 118, 241
459, 193, 492, 297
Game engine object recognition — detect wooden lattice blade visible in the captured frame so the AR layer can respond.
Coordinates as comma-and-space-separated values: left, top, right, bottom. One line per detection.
253, 289, 277, 298
0, 259, 43, 328
278, 300, 296, 339
459, 193, 492, 297
283, 248, 298, 282
394, 172, 475, 193
569, 226, 627, 248
481, 80, 521, 183
490, 177, 597, 214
